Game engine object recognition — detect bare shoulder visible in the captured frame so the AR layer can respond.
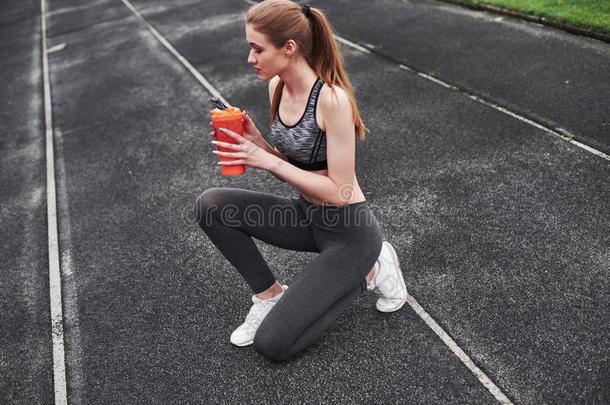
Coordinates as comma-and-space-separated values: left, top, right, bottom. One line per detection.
318, 83, 352, 131
268, 75, 281, 103
319, 83, 350, 110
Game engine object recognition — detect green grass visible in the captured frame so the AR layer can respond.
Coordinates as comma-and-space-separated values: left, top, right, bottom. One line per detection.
458, 0, 610, 34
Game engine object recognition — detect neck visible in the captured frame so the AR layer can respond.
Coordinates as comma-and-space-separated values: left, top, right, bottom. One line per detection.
279, 58, 317, 97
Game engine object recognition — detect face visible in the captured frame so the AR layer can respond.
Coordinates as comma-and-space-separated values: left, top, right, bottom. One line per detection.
245, 24, 293, 81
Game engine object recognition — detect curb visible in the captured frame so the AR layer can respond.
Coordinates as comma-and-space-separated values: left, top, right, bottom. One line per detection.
436, 0, 610, 44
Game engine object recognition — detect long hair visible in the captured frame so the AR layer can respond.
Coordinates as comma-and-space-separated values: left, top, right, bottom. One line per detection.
244, 0, 368, 141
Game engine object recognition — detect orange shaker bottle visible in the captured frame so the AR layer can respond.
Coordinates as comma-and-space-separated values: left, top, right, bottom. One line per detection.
210, 106, 246, 176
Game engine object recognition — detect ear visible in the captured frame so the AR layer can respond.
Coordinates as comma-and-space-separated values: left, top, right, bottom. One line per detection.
283, 39, 298, 57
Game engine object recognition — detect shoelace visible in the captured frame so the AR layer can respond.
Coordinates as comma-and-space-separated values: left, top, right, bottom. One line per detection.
244, 300, 275, 329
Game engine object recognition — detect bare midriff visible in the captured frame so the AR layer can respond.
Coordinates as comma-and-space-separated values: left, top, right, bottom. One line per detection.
299, 169, 367, 206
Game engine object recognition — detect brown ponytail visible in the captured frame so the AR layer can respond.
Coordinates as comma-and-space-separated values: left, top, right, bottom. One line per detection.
245, 0, 368, 141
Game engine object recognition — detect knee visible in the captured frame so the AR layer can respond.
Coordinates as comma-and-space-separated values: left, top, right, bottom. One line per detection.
195, 187, 224, 228
253, 328, 291, 362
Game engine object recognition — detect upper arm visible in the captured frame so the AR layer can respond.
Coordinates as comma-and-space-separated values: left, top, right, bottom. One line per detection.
319, 85, 356, 204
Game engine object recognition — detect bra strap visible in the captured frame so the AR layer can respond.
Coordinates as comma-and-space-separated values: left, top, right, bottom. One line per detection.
306, 78, 323, 117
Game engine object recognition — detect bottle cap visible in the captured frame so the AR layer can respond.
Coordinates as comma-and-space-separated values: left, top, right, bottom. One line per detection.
210, 106, 242, 121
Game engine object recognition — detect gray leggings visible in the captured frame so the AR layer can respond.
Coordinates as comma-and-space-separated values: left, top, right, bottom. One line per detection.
195, 187, 384, 361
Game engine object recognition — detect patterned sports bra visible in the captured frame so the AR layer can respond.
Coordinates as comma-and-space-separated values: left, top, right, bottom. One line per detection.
267, 78, 328, 171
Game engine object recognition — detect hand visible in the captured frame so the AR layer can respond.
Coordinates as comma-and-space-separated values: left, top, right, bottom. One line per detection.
208, 111, 264, 147
241, 111, 266, 147
211, 127, 279, 172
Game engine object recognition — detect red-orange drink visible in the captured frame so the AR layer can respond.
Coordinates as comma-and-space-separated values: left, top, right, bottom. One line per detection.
210, 106, 246, 176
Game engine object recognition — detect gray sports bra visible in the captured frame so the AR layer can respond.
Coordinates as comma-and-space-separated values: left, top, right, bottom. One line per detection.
267, 78, 327, 171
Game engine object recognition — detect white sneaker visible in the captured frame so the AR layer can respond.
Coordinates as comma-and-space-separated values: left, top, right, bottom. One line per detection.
230, 284, 288, 347
367, 241, 407, 312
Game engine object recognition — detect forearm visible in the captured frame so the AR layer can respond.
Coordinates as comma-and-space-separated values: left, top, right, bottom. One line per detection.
257, 137, 288, 182
267, 156, 346, 206
257, 136, 285, 160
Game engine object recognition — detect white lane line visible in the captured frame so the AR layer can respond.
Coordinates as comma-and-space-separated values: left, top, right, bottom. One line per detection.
119, 0, 230, 108
407, 294, 514, 404
47, 42, 66, 54
567, 139, 610, 160
414, 70, 458, 90
463, 93, 610, 160
342, 36, 609, 161
334, 35, 371, 54
41, 0, 68, 403
54, 128, 85, 404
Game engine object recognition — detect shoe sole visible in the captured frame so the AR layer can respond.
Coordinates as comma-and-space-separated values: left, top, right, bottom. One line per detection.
376, 241, 408, 313
231, 339, 253, 347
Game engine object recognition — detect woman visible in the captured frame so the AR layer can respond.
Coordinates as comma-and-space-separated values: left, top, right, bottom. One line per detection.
196, 0, 407, 362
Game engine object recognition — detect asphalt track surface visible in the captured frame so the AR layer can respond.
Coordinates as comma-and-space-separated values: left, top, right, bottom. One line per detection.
2, 0, 609, 403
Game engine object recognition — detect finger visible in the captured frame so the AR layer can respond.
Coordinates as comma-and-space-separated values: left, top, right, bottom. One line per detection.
218, 127, 241, 140
213, 150, 244, 158
218, 128, 239, 138
218, 159, 245, 166
243, 114, 254, 129
212, 140, 240, 149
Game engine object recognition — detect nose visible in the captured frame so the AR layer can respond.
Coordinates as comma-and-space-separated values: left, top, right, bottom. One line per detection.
247, 49, 256, 64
